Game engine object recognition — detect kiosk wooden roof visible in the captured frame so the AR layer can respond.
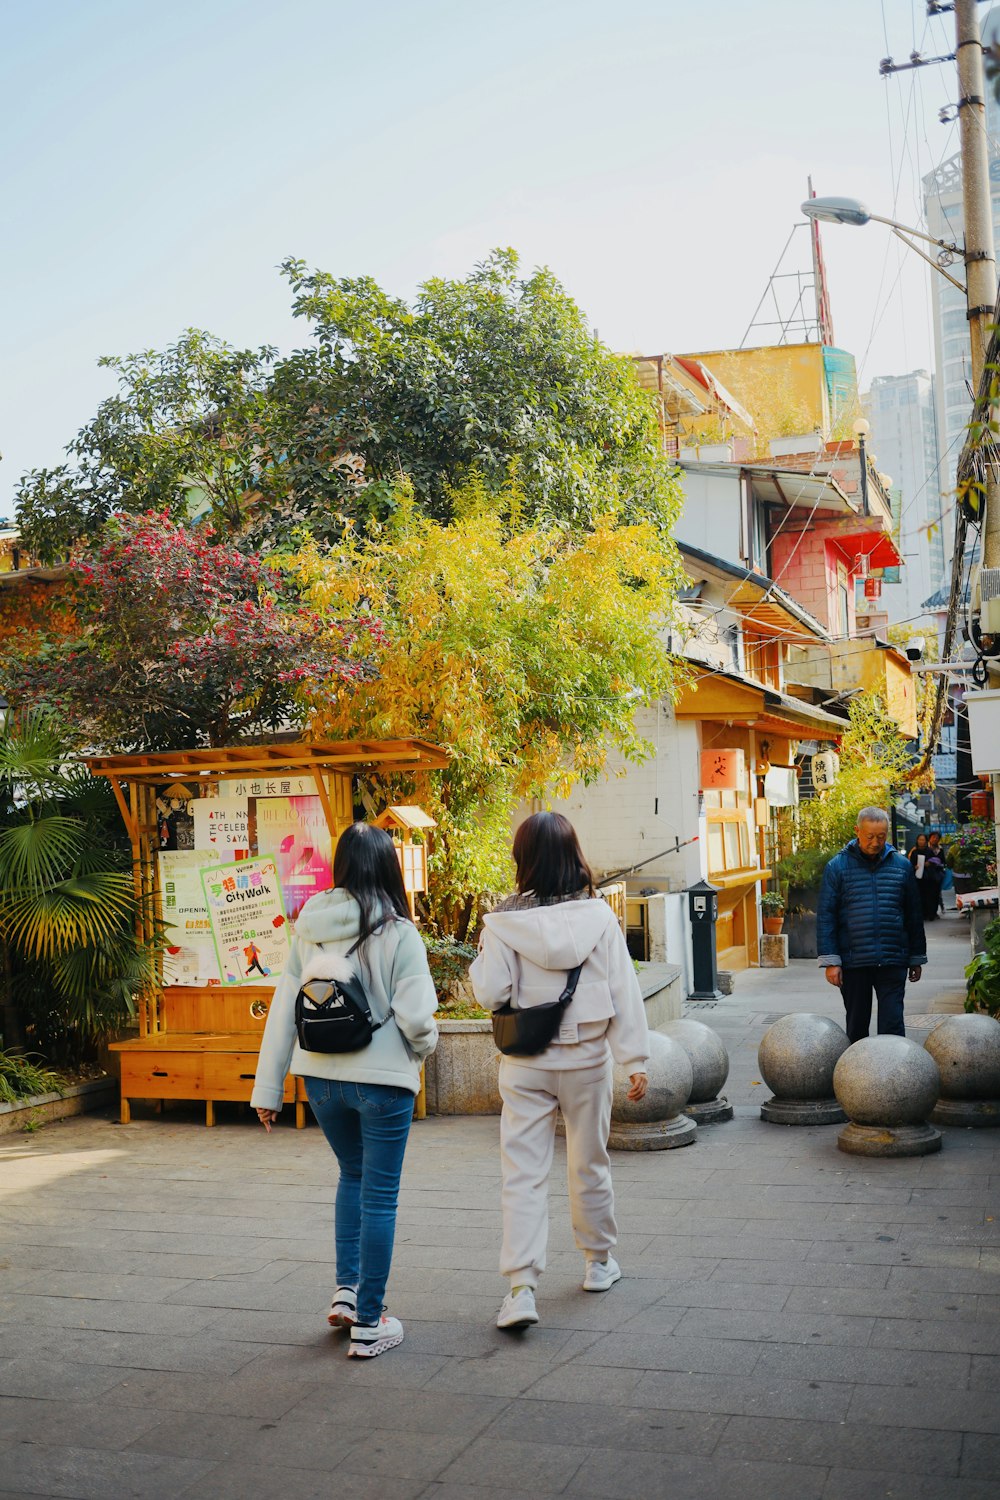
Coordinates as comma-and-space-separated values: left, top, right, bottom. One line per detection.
87, 739, 449, 848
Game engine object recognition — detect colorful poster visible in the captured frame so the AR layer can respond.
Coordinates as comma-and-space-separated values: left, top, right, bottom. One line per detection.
193, 799, 250, 855
158, 850, 222, 985
201, 857, 290, 985
255, 795, 334, 922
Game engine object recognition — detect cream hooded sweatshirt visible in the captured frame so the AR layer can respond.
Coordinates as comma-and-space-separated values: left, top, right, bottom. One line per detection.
470, 897, 650, 1074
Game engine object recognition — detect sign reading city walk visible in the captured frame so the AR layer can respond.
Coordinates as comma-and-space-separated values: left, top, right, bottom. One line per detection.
201, 857, 290, 985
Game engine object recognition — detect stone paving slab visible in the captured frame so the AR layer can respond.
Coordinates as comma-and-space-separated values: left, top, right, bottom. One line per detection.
2, 913, 999, 1498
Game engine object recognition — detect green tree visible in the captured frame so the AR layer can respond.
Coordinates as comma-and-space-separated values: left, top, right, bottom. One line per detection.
16, 252, 681, 558
294, 479, 687, 935
17, 331, 278, 563
0, 711, 152, 1063
777, 692, 914, 888
275, 248, 681, 534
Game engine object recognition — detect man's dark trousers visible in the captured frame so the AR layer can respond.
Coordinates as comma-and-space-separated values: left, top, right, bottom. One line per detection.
840, 966, 908, 1044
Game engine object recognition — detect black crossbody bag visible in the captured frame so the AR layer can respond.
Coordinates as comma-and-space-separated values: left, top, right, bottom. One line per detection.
294, 972, 388, 1054
491, 964, 584, 1057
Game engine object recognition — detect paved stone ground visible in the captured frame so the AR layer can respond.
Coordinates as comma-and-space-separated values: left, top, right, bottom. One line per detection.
1, 912, 998, 1499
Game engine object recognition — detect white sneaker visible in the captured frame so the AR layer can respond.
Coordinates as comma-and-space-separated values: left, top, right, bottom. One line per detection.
347, 1313, 404, 1358
496, 1286, 539, 1329
583, 1256, 622, 1292
327, 1286, 357, 1328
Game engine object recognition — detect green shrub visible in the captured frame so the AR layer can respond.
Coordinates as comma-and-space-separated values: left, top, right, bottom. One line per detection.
760, 891, 785, 915
777, 846, 833, 894
0, 1051, 62, 1104
965, 917, 1000, 1018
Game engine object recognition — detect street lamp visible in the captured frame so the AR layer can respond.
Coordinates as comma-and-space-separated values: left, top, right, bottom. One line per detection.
801, 195, 967, 294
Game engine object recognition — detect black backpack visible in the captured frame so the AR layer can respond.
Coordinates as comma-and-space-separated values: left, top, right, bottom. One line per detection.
294, 972, 388, 1054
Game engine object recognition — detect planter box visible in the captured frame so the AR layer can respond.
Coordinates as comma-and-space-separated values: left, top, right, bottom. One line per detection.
424, 963, 685, 1116
424, 1020, 499, 1115
0, 1076, 117, 1136
785, 884, 820, 959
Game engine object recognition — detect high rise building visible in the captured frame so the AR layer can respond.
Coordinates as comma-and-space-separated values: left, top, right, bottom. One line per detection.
864, 370, 943, 622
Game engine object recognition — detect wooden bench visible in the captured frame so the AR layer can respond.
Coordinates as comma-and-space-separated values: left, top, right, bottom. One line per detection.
110, 983, 307, 1127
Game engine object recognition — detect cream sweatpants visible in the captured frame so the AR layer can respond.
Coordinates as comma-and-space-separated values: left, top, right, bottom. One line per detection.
498, 1055, 616, 1288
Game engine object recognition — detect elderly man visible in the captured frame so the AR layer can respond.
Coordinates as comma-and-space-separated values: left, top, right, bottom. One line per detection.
816, 806, 927, 1044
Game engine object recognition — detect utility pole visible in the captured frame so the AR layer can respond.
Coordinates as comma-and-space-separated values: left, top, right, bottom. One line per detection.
955, 0, 997, 394
953, 0, 1000, 876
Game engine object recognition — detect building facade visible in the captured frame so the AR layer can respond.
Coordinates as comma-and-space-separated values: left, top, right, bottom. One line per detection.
862, 370, 943, 622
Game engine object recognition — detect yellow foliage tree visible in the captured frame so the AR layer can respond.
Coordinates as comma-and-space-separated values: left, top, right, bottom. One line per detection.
293, 481, 687, 934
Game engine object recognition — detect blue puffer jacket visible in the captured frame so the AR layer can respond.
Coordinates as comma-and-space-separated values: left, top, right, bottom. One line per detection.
816, 839, 928, 970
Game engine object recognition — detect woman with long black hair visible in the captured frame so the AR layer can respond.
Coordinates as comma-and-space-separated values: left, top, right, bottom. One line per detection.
252, 821, 438, 1358
471, 812, 650, 1331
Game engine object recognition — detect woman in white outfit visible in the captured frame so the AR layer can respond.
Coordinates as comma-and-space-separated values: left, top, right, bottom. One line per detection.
470, 812, 650, 1330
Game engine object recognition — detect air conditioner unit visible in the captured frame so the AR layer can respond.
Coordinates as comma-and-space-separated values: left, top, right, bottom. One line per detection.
981, 565, 1000, 635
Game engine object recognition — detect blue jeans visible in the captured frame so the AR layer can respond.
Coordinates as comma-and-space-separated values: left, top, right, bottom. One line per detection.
304, 1078, 414, 1325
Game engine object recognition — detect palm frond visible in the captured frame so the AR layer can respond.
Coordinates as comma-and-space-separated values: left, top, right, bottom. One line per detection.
0, 817, 88, 889
2, 877, 136, 961
0, 710, 76, 800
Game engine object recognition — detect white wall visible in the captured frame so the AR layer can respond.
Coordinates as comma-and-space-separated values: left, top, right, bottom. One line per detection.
673, 467, 742, 560
532, 704, 703, 892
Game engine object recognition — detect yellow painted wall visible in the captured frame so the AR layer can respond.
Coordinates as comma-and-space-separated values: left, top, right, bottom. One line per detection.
829, 640, 917, 739
681, 343, 830, 440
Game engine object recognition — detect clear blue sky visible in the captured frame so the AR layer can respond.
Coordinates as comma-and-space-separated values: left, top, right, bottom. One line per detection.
0, 0, 962, 512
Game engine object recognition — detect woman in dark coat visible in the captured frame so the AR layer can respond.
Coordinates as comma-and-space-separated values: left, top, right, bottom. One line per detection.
909, 834, 942, 921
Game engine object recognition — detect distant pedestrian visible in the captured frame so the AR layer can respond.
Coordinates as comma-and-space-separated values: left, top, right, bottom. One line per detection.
470, 812, 650, 1332
251, 822, 438, 1359
817, 806, 927, 1044
928, 830, 948, 914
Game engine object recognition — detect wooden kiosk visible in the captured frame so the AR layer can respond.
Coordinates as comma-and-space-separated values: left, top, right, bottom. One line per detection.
88, 739, 448, 1126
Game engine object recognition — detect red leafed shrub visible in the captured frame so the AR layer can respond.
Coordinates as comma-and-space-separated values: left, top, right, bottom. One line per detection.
3, 512, 386, 751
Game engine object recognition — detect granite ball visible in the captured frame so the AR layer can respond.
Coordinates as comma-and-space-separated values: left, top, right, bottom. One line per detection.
833, 1035, 941, 1126
758, 1013, 850, 1100
612, 1031, 693, 1123
924, 1014, 1000, 1100
662, 1019, 729, 1103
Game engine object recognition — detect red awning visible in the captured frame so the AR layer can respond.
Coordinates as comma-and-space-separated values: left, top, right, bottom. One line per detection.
835, 530, 903, 570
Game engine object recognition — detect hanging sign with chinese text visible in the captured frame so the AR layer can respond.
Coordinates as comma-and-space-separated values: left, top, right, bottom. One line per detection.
700, 748, 745, 791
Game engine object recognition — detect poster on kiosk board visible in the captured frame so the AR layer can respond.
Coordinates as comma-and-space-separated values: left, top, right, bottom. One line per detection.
201, 857, 290, 985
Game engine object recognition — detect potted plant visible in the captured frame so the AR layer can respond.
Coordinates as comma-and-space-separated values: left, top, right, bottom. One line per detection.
761, 890, 786, 935
776, 846, 835, 959
947, 818, 998, 898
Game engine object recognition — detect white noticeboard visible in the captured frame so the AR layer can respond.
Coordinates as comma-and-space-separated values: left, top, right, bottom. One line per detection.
159, 850, 222, 985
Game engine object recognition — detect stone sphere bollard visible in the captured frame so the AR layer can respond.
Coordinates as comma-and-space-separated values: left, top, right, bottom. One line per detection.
663, 1018, 733, 1123
757, 1012, 850, 1124
608, 1031, 696, 1150
924, 1014, 1000, 1128
834, 1035, 942, 1156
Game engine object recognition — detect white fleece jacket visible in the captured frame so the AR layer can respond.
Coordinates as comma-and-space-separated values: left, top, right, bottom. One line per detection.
250, 888, 438, 1110
470, 897, 650, 1074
